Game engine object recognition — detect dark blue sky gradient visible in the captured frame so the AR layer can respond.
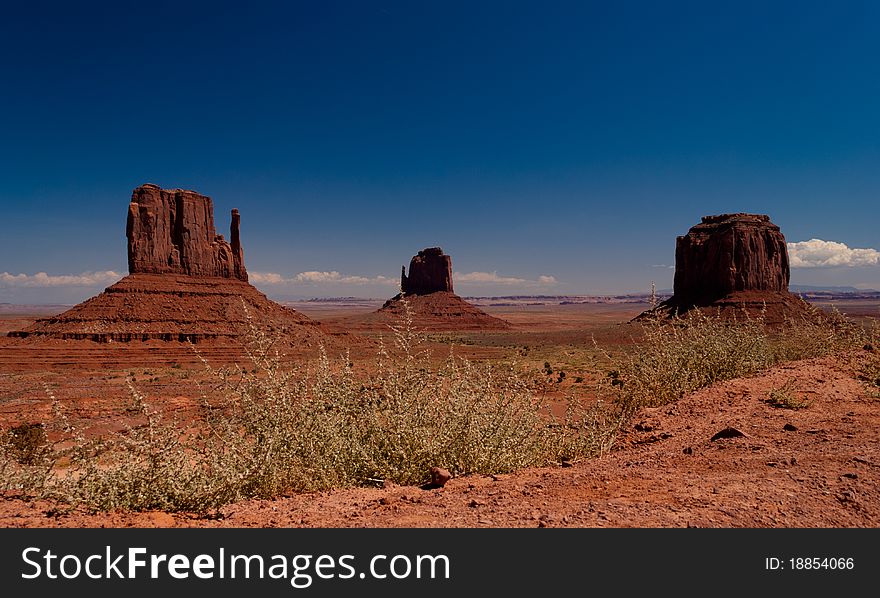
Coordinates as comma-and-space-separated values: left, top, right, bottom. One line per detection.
2, 1, 879, 300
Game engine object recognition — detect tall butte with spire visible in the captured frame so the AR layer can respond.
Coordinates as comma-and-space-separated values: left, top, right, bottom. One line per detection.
374, 247, 509, 330
10, 184, 323, 346
638, 213, 813, 324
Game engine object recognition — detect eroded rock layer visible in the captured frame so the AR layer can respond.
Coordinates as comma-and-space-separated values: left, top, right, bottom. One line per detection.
127, 184, 248, 281
379, 247, 509, 330
673, 213, 789, 306
401, 248, 453, 295
8, 274, 320, 344
377, 291, 510, 331
640, 213, 813, 324
8, 184, 334, 348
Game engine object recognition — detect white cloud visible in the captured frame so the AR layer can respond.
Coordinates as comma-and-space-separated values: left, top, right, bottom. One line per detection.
788, 239, 880, 268
455, 271, 526, 285
248, 271, 286, 284
249, 271, 397, 286
250, 270, 558, 289
455, 272, 558, 286
0, 271, 122, 288
295, 271, 370, 284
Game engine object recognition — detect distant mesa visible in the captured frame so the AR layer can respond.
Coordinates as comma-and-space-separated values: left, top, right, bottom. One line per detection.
9, 184, 322, 345
638, 213, 813, 324
378, 247, 509, 330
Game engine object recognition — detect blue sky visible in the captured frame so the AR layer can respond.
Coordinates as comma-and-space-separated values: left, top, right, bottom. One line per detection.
2, 1, 879, 303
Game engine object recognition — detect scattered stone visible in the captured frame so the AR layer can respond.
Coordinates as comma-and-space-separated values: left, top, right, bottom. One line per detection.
842, 473, 859, 480
710, 426, 748, 441
429, 467, 452, 488
683, 447, 693, 455
561, 458, 573, 468
783, 423, 798, 432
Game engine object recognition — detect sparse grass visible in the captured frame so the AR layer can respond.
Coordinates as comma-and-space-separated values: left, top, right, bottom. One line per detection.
772, 304, 871, 363
2, 300, 873, 515
765, 381, 812, 410
0, 299, 614, 514
603, 310, 774, 415
602, 306, 872, 417
857, 351, 880, 398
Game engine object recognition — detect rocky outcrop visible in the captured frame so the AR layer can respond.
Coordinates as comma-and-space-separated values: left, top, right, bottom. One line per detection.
9, 184, 336, 347
8, 274, 318, 344
638, 213, 812, 324
375, 248, 509, 330
401, 248, 453, 295
672, 213, 789, 307
126, 184, 248, 281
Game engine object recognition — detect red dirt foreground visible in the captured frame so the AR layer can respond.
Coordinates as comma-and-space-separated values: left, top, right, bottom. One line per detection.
2, 351, 877, 528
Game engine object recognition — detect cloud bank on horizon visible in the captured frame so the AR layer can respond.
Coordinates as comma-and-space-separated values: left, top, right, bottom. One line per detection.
249, 271, 398, 286
250, 270, 558, 288
787, 239, 880, 269
0, 271, 122, 288
5, 238, 880, 300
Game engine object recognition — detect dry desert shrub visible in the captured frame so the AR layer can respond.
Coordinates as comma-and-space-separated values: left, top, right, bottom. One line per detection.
765, 381, 812, 410
1, 299, 614, 514
771, 304, 872, 363
605, 307, 873, 416
605, 310, 774, 415
3, 300, 872, 514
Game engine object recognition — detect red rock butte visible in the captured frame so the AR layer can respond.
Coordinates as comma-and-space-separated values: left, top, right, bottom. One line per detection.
640, 213, 813, 323
401, 247, 454, 295
377, 247, 509, 330
8, 184, 325, 347
127, 184, 248, 281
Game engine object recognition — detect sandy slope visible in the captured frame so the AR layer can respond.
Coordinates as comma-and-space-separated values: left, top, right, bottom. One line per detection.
1, 351, 878, 528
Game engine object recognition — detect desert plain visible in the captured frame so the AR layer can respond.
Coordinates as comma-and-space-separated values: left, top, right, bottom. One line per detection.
2, 292, 879, 528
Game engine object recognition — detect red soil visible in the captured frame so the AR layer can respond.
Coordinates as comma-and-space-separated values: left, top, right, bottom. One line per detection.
1, 351, 877, 528
351, 292, 510, 332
